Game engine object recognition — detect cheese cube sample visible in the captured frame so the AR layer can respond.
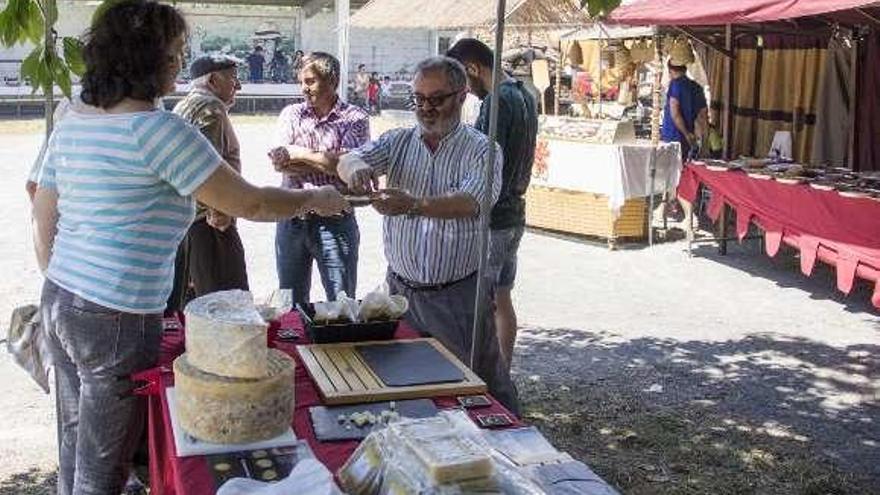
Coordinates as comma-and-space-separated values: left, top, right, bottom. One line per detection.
184, 290, 268, 378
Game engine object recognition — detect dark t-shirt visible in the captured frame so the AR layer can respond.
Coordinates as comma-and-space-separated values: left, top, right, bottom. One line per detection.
475, 79, 538, 230
661, 76, 707, 144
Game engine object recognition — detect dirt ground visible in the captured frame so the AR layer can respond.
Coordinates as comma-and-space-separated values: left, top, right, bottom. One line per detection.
1, 116, 878, 494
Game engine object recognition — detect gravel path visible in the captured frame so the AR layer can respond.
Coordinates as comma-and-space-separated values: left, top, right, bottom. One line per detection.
1, 119, 877, 494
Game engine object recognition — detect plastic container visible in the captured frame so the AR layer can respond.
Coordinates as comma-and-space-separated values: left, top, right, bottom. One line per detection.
297, 303, 398, 344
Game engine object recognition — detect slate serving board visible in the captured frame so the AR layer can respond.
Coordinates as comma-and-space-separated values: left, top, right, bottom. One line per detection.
296, 338, 487, 405
356, 340, 466, 387
309, 399, 438, 441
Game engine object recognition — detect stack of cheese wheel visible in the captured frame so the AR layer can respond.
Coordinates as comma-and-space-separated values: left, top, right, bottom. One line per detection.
173, 290, 295, 444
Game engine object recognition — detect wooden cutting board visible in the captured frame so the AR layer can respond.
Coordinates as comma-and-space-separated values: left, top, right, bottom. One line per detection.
296, 338, 487, 405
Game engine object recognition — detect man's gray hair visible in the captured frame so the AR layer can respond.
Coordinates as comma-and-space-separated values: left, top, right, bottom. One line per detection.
301, 52, 340, 85
190, 74, 213, 90
415, 56, 467, 91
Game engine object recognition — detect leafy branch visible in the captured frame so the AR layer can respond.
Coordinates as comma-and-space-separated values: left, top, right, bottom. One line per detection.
581, 0, 622, 18
0, 0, 85, 99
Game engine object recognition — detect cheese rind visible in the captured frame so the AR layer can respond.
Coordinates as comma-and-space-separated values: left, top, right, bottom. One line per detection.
173, 349, 295, 444
184, 290, 268, 378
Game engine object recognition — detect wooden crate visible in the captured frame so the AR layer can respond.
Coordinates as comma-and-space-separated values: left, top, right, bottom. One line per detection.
525, 185, 647, 242
297, 338, 487, 405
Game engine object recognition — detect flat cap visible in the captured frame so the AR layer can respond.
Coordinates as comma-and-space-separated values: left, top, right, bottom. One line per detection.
190, 54, 239, 80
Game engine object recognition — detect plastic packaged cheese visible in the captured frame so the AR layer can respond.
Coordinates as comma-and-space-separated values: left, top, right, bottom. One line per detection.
185, 290, 269, 379
406, 434, 494, 485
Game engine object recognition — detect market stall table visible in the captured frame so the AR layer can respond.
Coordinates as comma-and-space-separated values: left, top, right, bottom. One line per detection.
678, 162, 880, 309
136, 312, 520, 495
527, 125, 681, 247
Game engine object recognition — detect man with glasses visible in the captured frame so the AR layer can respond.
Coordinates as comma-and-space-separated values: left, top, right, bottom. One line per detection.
337, 56, 518, 413
167, 55, 249, 311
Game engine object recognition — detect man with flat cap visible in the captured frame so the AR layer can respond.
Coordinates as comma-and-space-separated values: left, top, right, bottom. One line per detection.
167, 54, 249, 311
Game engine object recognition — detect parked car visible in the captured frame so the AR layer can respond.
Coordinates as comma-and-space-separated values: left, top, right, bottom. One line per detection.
381, 80, 414, 111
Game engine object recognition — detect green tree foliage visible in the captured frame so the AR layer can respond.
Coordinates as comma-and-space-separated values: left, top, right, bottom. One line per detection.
582, 0, 622, 18
0, 0, 86, 98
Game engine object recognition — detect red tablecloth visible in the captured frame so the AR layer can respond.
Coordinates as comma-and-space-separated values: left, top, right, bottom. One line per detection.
136, 313, 519, 495
678, 163, 880, 308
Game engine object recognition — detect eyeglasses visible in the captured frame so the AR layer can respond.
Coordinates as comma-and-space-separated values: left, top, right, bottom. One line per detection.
410, 89, 462, 108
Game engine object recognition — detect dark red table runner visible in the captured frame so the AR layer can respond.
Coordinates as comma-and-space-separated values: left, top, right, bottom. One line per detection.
678, 163, 880, 308
138, 312, 519, 495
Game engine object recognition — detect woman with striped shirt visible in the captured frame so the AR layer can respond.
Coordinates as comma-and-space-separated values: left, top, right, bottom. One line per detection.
30, 2, 348, 493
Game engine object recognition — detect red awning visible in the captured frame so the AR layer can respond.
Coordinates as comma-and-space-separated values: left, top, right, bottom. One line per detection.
607, 0, 880, 26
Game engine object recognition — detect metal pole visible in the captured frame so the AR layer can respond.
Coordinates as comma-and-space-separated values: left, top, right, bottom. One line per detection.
336, 0, 350, 102
848, 33, 858, 170
722, 24, 733, 160
555, 43, 563, 115
470, 0, 506, 369
44, 0, 56, 138
647, 35, 662, 247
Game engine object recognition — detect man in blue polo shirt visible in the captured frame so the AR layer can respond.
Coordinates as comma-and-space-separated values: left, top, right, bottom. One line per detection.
661, 61, 708, 160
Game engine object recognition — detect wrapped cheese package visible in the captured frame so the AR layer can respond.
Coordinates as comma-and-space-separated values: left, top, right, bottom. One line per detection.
185, 290, 268, 379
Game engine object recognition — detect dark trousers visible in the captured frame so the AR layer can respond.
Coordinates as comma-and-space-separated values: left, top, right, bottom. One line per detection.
41, 280, 161, 495
167, 219, 249, 313
386, 269, 520, 415
275, 213, 360, 306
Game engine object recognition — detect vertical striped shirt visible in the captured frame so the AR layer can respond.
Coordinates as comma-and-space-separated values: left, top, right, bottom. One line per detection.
275, 99, 370, 190
353, 123, 503, 284
38, 110, 222, 313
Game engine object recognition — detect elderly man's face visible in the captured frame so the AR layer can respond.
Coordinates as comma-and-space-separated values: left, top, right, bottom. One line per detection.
300, 66, 337, 108
413, 69, 464, 136
212, 68, 241, 106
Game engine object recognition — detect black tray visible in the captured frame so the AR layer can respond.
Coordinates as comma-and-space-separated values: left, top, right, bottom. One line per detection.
297, 303, 398, 344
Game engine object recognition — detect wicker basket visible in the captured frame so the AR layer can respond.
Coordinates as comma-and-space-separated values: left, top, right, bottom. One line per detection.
525, 185, 647, 242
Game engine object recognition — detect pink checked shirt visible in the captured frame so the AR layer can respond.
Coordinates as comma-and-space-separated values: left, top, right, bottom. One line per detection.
275, 99, 370, 190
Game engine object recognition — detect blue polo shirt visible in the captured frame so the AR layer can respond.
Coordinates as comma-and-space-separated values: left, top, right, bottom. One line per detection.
661, 76, 707, 144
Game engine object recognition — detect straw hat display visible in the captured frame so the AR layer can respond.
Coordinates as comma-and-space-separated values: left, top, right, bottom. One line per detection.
566, 40, 583, 65
667, 37, 695, 66
629, 39, 652, 63
615, 45, 632, 68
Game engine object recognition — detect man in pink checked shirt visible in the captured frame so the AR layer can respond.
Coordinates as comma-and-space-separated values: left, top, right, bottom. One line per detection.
268, 52, 370, 305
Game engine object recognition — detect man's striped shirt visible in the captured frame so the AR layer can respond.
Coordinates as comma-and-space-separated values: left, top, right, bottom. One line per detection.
353, 123, 502, 284
38, 110, 222, 313
275, 99, 370, 190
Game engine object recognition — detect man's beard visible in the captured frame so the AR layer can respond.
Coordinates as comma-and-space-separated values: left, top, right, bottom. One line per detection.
417, 108, 459, 136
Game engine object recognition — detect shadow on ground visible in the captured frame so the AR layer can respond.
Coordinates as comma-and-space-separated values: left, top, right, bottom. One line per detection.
513, 328, 880, 494
0, 469, 55, 495
691, 235, 878, 317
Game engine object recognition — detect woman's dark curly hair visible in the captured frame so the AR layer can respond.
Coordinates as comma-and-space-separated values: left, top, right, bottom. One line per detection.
81, 0, 188, 109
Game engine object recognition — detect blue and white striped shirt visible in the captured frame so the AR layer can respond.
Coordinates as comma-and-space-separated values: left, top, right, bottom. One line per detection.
354, 124, 502, 284
38, 110, 222, 313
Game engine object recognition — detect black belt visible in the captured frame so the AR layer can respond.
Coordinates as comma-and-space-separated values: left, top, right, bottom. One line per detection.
389, 271, 476, 292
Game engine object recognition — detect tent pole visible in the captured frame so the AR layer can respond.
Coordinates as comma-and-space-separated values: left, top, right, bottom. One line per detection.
722, 24, 733, 160
648, 34, 662, 247
470, 0, 506, 369
555, 44, 563, 115
848, 33, 858, 170
336, 0, 350, 102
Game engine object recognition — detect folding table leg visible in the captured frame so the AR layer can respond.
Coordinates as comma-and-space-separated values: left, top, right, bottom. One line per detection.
679, 197, 694, 257
718, 204, 729, 255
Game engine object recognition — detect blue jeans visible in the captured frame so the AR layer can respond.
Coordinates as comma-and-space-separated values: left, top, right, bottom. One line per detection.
275, 213, 359, 305
40, 279, 161, 495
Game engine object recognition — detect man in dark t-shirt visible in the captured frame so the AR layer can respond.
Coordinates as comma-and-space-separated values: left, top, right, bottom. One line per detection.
661, 61, 708, 160
447, 39, 538, 370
